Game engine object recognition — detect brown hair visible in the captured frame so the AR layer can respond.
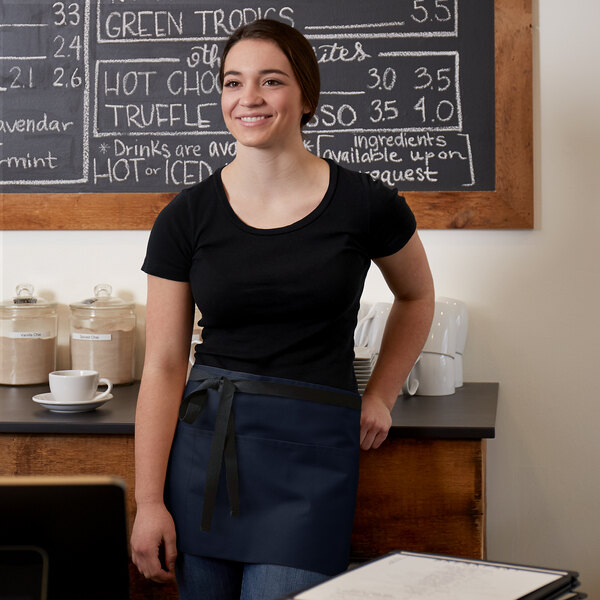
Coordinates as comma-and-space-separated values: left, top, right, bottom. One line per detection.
219, 19, 320, 126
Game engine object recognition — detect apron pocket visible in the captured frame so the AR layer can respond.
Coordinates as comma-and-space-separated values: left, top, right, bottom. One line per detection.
167, 427, 359, 575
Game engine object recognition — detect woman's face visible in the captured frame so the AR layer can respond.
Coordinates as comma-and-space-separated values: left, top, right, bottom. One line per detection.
221, 39, 308, 150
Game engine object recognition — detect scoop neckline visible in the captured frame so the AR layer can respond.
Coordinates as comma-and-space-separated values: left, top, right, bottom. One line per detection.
216, 159, 337, 235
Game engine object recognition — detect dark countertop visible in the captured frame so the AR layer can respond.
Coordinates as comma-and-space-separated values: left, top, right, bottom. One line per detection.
0, 382, 498, 439
0, 382, 139, 434
390, 382, 498, 439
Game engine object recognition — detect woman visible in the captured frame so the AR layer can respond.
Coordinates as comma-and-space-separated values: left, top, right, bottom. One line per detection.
131, 18, 434, 600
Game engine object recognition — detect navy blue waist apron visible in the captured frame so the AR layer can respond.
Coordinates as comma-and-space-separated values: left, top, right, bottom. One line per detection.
165, 364, 361, 576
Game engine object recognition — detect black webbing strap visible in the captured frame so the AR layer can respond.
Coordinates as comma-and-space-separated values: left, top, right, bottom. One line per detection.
179, 370, 361, 531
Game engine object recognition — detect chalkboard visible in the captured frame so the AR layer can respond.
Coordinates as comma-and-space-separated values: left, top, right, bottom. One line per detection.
0, 0, 532, 229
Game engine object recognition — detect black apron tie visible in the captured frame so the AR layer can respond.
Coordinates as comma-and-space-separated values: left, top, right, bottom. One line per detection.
179, 376, 240, 531
179, 369, 361, 532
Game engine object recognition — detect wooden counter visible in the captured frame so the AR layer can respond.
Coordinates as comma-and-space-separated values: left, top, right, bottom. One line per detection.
0, 382, 497, 599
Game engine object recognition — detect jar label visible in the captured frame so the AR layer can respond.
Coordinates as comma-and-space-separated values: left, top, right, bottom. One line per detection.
72, 333, 112, 341
9, 331, 52, 339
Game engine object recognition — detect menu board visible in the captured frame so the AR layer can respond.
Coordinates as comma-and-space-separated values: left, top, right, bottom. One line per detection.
0, 0, 494, 194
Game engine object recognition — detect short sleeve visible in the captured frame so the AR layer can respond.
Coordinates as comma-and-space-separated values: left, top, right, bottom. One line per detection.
141, 190, 193, 282
366, 179, 417, 259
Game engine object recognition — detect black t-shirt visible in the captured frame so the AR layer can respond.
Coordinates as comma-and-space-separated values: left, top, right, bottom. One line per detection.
142, 159, 416, 391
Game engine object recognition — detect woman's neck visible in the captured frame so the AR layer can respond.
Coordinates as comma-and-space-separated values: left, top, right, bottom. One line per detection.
224, 144, 322, 200
220, 142, 330, 230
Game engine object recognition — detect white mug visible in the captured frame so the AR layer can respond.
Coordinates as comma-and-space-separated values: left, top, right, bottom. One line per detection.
437, 297, 468, 387
454, 353, 464, 388
422, 301, 458, 357
437, 297, 469, 356
354, 302, 392, 353
401, 355, 420, 396
414, 352, 455, 396
49, 370, 112, 404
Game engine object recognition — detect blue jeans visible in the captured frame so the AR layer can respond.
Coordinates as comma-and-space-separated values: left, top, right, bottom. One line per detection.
176, 554, 330, 600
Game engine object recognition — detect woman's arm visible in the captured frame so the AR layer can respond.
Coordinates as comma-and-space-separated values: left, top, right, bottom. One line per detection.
130, 275, 194, 582
360, 232, 435, 450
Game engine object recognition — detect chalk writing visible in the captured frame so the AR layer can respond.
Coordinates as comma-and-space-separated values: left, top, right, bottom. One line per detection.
0, 0, 494, 192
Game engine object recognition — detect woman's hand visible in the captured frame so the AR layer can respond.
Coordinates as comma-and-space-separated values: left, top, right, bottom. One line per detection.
131, 502, 178, 583
360, 393, 393, 450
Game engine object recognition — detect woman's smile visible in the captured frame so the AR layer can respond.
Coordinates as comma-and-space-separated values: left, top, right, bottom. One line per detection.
238, 114, 272, 124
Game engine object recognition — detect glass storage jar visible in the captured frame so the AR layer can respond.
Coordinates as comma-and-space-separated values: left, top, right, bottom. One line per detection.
0, 284, 57, 385
69, 284, 136, 385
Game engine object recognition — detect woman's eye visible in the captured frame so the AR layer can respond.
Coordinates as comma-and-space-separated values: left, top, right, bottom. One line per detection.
224, 80, 239, 88
264, 79, 281, 87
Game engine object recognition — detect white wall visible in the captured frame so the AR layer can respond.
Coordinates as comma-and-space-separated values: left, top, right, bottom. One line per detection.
367, 1, 600, 591
2, 0, 600, 593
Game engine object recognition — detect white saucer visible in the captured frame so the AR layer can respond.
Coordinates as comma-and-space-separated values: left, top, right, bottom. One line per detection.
32, 392, 113, 413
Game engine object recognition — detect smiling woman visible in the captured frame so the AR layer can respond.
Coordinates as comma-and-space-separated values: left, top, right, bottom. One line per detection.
130, 18, 434, 600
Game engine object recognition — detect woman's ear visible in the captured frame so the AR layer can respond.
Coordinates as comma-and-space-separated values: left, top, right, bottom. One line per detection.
301, 103, 312, 125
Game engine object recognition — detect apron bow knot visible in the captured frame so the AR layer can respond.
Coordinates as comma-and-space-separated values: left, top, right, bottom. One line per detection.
179, 375, 240, 531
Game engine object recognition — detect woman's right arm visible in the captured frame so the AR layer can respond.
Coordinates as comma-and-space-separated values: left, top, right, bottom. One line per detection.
130, 275, 194, 583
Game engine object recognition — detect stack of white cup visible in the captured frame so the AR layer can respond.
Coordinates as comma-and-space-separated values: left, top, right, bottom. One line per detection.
414, 298, 468, 396
354, 301, 420, 396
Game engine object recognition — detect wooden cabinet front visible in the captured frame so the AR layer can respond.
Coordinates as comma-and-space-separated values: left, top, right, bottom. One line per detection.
351, 438, 485, 561
0, 432, 485, 598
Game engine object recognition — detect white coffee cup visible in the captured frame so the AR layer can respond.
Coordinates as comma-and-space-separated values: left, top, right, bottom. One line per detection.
422, 301, 458, 357
437, 297, 468, 387
414, 352, 455, 396
354, 302, 392, 353
49, 370, 112, 404
401, 355, 421, 396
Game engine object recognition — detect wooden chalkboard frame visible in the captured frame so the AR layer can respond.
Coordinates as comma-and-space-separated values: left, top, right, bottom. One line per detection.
0, 0, 532, 230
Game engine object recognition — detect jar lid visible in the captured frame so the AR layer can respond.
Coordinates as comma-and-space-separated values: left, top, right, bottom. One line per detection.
0, 283, 56, 311
69, 283, 134, 310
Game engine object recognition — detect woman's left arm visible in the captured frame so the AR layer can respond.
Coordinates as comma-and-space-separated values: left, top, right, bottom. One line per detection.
360, 231, 435, 450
